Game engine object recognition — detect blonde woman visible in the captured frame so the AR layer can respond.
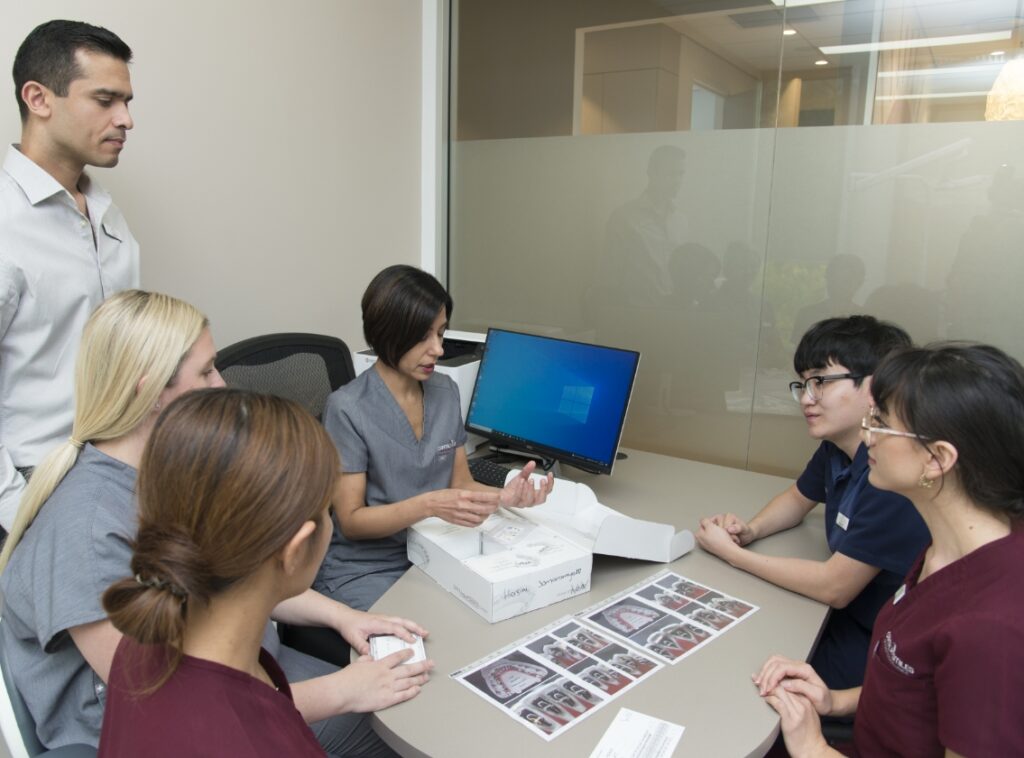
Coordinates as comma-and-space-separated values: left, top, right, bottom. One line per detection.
0, 290, 431, 755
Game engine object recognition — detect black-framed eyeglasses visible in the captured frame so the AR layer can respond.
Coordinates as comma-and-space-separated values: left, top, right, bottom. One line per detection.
789, 373, 862, 403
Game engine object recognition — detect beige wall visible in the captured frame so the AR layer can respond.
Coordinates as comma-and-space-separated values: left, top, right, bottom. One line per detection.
455, 0, 670, 139
581, 25, 680, 135
1, 1, 422, 349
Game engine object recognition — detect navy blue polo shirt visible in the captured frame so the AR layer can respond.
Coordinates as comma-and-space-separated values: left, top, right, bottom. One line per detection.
796, 441, 930, 690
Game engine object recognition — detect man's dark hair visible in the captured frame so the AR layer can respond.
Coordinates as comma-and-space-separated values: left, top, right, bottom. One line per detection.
13, 20, 132, 122
362, 265, 453, 369
872, 343, 1024, 521
793, 315, 911, 384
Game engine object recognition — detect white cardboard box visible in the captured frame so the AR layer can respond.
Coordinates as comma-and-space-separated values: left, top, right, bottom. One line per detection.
511, 473, 696, 564
407, 509, 592, 623
406, 474, 694, 623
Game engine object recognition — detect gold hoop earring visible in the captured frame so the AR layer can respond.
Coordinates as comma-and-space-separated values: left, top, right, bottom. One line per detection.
918, 472, 934, 489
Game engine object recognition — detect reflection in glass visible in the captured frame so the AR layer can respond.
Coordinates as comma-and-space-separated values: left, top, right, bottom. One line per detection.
450, 0, 1024, 476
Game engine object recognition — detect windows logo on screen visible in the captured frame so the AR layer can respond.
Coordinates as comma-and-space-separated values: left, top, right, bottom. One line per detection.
558, 385, 594, 424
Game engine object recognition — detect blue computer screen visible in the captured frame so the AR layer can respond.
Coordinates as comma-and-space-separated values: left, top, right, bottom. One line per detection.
466, 330, 640, 472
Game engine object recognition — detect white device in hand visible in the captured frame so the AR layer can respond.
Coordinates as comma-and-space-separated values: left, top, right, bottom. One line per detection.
369, 634, 426, 664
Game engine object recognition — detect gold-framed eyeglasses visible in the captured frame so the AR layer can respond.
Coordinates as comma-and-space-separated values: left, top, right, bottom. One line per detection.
860, 407, 929, 445
789, 373, 862, 403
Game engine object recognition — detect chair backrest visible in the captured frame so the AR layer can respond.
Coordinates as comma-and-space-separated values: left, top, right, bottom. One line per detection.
215, 333, 356, 421
0, 618, 42, 758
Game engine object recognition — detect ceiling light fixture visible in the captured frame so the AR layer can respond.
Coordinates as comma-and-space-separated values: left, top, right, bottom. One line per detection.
821, 30, 1012, 55
877, 63, 1003, 78
783, 29, 797, 36
815, 59, 829, 65
876, 91, 989, 101
770, 0, 845, 7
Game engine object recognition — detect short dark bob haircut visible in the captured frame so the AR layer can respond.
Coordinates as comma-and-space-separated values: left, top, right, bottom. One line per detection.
362, 265, 453, 369
872, 343, 1024, 521
13, 20, 132, 122
794, 315, 911, 384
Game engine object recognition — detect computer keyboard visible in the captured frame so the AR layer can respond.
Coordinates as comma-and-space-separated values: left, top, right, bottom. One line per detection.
468, 457, 513, 488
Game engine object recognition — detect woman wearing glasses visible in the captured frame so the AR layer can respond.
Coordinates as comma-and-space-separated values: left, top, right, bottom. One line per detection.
756, 343, 1024, 756
696, 316, 929, 691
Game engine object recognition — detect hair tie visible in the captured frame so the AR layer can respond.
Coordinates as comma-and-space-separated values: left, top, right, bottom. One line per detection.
134, 573, 188, 599
68, 437, 84, 450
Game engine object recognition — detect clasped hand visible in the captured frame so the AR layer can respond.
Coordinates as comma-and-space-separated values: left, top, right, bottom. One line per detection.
695, 512, 755, 559
754, 655, 832, 715
706, 512, 755, 545
754, 656, 834, 758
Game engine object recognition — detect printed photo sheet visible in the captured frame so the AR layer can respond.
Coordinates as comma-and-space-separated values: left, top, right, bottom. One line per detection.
580, 571, 758, 665
453, 620, 662, 741
451, 571, 756, 740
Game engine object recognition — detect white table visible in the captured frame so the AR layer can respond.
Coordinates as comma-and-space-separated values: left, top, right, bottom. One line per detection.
369, 450, 830, 757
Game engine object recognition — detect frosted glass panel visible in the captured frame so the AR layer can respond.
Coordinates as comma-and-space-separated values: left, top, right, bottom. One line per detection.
450, 0, 1024, 476
749, 121, 1024, 472
450, 131, 776, 468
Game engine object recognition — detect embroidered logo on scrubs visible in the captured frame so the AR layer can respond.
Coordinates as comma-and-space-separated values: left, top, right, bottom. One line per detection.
835, 512, 850, 531
436, 438, 456, 461
883, 631, 915, 675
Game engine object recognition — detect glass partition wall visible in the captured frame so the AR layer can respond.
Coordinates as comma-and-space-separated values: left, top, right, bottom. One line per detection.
448, 0, 1024, 476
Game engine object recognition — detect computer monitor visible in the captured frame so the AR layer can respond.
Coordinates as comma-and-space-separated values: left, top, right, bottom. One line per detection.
465, 329, 640, 475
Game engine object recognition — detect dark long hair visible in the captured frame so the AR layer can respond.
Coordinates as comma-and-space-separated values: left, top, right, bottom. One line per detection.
872, 343, 1024, 521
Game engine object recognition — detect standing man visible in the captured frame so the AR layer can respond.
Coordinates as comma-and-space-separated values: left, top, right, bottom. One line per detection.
0, 20, 139, 529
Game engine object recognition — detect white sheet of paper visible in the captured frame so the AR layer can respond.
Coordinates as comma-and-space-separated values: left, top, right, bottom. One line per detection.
589, 708, 684, 758
369, 634, 426, 664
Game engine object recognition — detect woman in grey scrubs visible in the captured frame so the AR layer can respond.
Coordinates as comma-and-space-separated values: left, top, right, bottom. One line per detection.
314, 265, 554, 612
0, 290, 428, 757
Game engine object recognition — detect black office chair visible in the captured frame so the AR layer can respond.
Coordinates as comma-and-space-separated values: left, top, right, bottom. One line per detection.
216, 332, 356, 668
214, 332, 355, 422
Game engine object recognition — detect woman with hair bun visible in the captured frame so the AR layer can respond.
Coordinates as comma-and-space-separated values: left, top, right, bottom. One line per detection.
99, 390, 342, 755
0, 290, 430, 756
755, 343, 1024, 757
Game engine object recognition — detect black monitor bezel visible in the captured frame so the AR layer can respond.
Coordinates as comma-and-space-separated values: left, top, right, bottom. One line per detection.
465, 328, 640, 475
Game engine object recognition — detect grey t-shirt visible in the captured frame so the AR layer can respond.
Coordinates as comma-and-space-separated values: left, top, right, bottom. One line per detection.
0, 445, 135, 749
314, 369, 467, 602
0, 444, 287, 750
